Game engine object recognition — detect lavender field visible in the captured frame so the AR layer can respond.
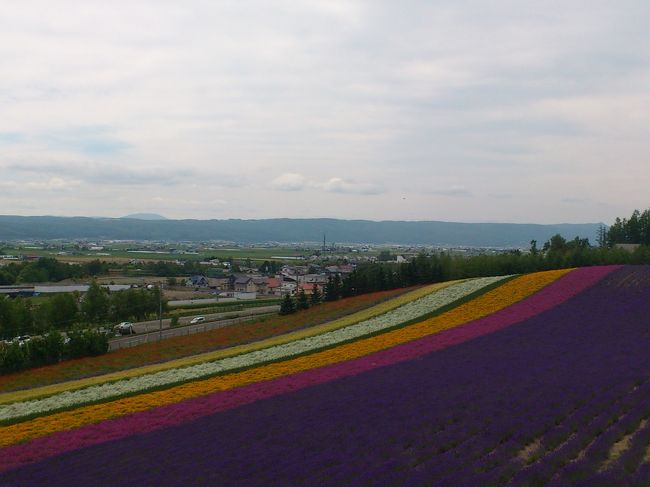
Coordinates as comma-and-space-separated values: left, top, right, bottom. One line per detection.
2, 266, 650, 486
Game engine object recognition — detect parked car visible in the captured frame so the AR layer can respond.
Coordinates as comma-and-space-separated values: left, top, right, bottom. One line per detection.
3, 335, 31, 346
190, 316, 205, 324
114, 322, 136, 335
97, 327, 114, 338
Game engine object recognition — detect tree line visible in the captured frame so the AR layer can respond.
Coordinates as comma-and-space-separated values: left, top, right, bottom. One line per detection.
279, 286, 322, 315
605, 208, 650, 245
132, 259, 206, 277
0, 257, 217, 286
0, 329, 109, 374
0, 258, 109, 285
0, 282, 167, 340
323, 233, 650, 299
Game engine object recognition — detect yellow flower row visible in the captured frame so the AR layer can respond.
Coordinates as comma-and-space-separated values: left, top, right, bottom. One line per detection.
0, 281, 457, 405
0, 270, 569, 448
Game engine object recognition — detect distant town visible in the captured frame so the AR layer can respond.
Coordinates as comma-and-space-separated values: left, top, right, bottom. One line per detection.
0, 238, 521, 300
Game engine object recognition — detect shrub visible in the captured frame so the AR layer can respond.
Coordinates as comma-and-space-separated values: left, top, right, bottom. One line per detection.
26, 337, 50, 368
43, 330, 65, 363
64, 327, 109, 359
0, 342, 28, 373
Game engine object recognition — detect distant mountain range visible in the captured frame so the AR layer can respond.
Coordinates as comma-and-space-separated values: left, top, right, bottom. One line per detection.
121, 213, 168, 220
0, 215, 604, 247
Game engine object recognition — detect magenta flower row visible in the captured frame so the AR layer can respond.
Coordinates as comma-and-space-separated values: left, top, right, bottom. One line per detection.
0, 265, 619, 472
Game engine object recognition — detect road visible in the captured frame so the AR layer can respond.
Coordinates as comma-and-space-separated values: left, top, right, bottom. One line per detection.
126, 305, 280, 334
109, 312, 277, 351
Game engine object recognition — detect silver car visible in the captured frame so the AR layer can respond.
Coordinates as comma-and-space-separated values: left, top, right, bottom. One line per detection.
114, 322, 136, 335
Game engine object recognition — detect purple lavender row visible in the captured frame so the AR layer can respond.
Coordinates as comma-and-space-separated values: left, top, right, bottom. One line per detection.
439, 372, 648, 483
0, 266, 611, 473
409, 365, 615, 481
483, 380, 650, 485
520, 399, 649, 485
2, 266, 650, 486
612, 414, 650, 476
561, 395, 650, 485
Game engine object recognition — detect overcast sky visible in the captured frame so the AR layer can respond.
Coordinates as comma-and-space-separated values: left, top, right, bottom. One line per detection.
1, 1, 649, 224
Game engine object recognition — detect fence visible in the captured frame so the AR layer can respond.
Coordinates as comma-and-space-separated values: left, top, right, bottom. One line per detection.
108, 313, 276, 351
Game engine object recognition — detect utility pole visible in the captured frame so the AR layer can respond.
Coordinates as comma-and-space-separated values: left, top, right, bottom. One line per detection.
158, 283, 163, 342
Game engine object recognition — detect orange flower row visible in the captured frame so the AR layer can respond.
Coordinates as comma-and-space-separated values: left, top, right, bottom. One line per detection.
0, 270, 569, 448
0, 286, 415, 394
0, 283, 446, 405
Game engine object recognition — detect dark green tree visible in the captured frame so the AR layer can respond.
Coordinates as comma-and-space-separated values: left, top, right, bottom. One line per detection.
596, 225, 607, 248
48, 293, 79, 329
377, 250, 393, 262
11, 299, 34, 336
279, 294, 296, 315
325, 274, 342, 301
310, 284, 322, 305
16, 265, 48, 284
0, 297, 18, 339
81, 280, 110, 324
0, 342, 28, 373
296, 288, 309, 310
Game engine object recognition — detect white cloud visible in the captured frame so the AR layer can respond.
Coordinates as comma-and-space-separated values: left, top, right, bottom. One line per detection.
270, 173, 308, 191
0, 181, 19, 191
269, 173, 384, 195
317, 178, 384, 195
25, 177, 81, 190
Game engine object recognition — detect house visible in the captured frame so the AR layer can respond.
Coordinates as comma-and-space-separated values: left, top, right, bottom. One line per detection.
325, 264, 355, 275
297, 283, 320, 295
208, 277, 230, 290
186, 275, 209, 288
266, 277, 282, 296
234, 276, 257, 293
338, 264, 355, 274
251, 277, 268, 295
297, 273, 328, 285
280, 281, 297, 295
231, 274, 274, 294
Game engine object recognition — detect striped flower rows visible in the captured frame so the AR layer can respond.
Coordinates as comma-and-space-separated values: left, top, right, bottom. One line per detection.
0, 282, 451, 405
0, 270, 571, 449
0, 277, 505, 422
3, 265, 645, 485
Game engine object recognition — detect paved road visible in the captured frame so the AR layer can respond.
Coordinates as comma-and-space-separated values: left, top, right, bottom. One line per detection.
108, 306, 279, 351
109, 312, 277, 351
167, 297, 234, 306
126, 305, 280, 334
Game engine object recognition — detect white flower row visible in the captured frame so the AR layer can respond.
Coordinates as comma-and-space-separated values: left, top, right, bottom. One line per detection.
0, 276, 508, 421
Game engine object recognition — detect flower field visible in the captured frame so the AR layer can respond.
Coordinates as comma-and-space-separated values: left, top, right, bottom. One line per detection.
0, 285, 416, 393
2, 265, 650, 486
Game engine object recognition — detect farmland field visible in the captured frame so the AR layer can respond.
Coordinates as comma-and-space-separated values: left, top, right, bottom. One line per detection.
1, 266, 649, 486
2, 245, 354, 263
